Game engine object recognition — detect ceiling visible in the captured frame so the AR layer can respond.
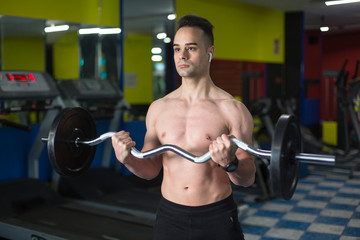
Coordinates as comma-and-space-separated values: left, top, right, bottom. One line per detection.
1, 0, 359, 37
123, 0, 360, 34
235, 0, 360, 31
123, 0, 174, 34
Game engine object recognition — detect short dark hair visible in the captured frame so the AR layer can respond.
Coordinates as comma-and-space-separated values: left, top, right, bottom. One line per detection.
177, 14, 214, 46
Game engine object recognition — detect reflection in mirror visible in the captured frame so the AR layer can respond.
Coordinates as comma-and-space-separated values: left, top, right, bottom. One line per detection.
100, 34, 119, 84
45, 20, 79, 80
0, 16, 45, 71
44, 20, 120, 85
79, 24, 120, 85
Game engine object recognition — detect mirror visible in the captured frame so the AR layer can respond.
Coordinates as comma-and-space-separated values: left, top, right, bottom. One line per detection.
78, 25, 120, 85
0, 16, 45, 71
45, 20, 121, 85
0, 0, 176, 108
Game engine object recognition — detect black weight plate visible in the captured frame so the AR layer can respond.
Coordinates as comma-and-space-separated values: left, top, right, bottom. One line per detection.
270, 114, 301, 200
47, 107, 97, 176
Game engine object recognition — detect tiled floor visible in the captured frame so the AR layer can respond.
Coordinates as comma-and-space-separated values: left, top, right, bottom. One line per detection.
234, 165, 360, 240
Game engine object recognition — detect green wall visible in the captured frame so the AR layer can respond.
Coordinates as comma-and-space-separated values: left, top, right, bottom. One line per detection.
0, 0, 119, 75
53, 32, 80, 79
123, 34, 153, 104
0, 0, 119, 26
2, 36, 45, 71
176, 0, 284, 63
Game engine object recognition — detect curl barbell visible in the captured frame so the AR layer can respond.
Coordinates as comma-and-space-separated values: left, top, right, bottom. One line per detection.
42, 107, 335, 200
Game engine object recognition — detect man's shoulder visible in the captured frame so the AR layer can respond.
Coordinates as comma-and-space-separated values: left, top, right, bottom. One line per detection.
147, 94, 175, 116
218, 97, 253, 124
218, 97, 246, 111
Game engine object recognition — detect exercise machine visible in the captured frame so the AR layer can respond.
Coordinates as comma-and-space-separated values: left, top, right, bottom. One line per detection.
54, 78, 160, 222
0, 72, 153, 239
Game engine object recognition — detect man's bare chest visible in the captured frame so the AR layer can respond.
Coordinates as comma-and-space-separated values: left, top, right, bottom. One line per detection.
155, 104, 229, 149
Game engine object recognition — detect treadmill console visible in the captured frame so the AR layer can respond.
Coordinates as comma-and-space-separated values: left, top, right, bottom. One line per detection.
57, 78, 123, 102
0, 71, 59, 100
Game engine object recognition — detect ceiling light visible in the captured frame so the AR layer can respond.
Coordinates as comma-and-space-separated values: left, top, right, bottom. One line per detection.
79, 28, 121, 35
167, 14, 176, 20
151, 47, 162, 54
79, 28, 101, 34
99, 28, 121, 35
325, 0, 360, 6
152, 55, 163, 62
157, 33, 167, 39
320, 26, 330, 32
164, 37, 171, 43
45, 25, 69, 33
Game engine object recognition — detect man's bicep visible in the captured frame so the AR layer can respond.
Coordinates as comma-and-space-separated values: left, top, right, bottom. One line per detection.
142, 100, 162, 152
230, 103, 254, 144
142, 129, 161, 152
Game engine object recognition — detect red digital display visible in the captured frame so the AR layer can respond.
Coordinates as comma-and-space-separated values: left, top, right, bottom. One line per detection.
28, 73, 35, 81
7, 73, 36, 82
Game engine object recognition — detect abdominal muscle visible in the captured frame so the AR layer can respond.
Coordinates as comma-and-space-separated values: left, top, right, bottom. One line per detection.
160, 153, 233, 206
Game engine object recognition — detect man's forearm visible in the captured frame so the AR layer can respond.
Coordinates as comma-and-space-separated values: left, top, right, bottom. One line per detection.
227, 157, 256, 187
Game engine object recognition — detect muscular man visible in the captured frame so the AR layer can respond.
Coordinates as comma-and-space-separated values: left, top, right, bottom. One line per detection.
112, 14, 256, 240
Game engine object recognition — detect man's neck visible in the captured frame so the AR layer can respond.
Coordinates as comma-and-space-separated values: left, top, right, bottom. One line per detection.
179, 75, 215, 103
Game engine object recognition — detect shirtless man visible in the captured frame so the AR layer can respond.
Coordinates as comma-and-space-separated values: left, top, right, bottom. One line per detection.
112, 14, 256, 240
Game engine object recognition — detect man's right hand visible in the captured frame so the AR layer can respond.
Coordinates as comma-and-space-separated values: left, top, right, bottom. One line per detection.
111, 131, 136, 164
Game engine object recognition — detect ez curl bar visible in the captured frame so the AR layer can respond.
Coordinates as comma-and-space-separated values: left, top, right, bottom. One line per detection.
42, 107, 335, 200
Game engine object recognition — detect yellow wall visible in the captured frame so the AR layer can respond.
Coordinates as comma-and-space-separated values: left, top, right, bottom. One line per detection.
2, 36, 45, 71
176, 0, 284, 63
53, 32, 80, 79
0, 0, 119, 26
123, 34, 153, 104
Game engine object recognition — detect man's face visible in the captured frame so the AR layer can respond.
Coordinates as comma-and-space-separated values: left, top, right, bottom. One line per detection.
173, 26, 210, 78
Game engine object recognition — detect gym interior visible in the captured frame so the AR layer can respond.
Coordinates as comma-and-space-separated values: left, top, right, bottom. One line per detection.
0, 0, 360, 239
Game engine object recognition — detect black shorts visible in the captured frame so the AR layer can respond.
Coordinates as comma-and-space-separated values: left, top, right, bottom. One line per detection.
153, 194, 245, 240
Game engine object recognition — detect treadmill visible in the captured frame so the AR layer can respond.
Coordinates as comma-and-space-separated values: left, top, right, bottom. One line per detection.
0, 71, 153, 239
0, 178, 153, 240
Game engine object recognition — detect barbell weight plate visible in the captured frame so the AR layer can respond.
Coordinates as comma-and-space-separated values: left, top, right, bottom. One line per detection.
47, 107, 97, 176
270, 114, 301, 200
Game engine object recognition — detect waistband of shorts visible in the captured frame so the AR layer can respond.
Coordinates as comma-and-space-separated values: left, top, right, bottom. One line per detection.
158, 194, 236, 216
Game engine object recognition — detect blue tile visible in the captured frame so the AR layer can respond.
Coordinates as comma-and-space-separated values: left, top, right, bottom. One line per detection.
342, 227, 360, 237
271, 198, 298, 205
275, 220, 310, 230
324, 177, 346, 183
343, 183, 360, 188
261, 237, 288, 240
305, 195, 332, 202
316, 185, 341, 191
254, 210, 286, 218
326, 203, 357, 211
294, 188, 311, 194
315, 215, 349, 226
292, 206, 322, 214
308, 173, 326, 178
241, 224, 269, 235
247, 202, 265, 209
299, 180, 318, 185
336, 192, 360, 198
352, 212, 360, 219
299, 232, 340, 240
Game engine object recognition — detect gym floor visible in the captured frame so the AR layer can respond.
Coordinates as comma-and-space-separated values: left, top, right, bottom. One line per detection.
235, 165, 360, 240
